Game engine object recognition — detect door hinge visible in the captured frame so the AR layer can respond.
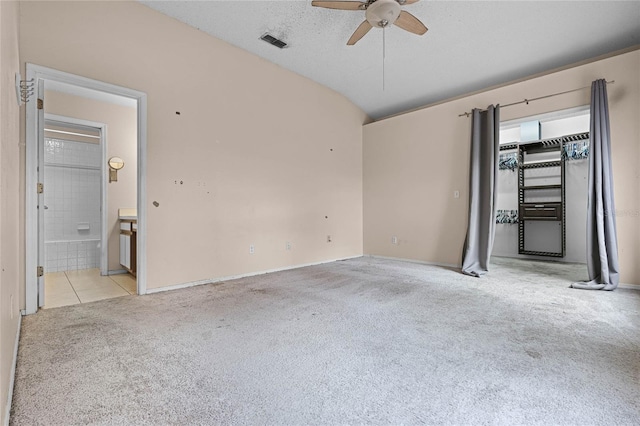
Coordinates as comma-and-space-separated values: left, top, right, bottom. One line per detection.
37, 182, 44, 193
37, 98, 43, 110
37, 266, 44, 277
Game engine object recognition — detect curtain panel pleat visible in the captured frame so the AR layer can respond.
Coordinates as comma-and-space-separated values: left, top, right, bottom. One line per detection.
572, 79, 620, 290
461, 105, 500, 277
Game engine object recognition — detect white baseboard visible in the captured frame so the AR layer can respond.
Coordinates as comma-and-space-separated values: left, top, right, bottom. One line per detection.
145, 255, 364, 294
618, 283, 640, 290
4, 313, 22, 426
124, 253, 639, 294
107, 269, 128, 276
365, 254, 460, 269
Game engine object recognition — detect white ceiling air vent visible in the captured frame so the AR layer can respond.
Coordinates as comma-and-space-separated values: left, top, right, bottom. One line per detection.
260, 33, 287, 49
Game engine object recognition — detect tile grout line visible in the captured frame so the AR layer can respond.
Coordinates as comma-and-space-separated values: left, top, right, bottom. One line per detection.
109, 275, 135, 295
46, 269, 132, 307
42, 272, 82, 309
64, 270, 83, 304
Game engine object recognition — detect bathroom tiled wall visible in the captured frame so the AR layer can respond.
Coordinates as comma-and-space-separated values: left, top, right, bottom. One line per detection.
44, 137, 101, 168
44, 138, 101, 273
45, 240, 100, 273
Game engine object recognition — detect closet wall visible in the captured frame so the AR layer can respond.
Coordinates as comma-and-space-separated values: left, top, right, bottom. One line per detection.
493, 111, 590, 263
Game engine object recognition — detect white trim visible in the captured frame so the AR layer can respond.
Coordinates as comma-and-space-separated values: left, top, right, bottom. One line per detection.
144, 254, 635, 292
365, 254, 460, 269
4, 315, 22, 426
136, 95, 148, 296
101, 126, 108, 276
618, 283, 640, 291
44, 113, 109, 276
25, 66, 38, 314
107, 269, 129, 276
145, 255, 363, 294
25, 63, 148, 314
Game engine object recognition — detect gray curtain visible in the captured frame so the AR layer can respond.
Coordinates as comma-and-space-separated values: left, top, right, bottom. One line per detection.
572, 79, 620, 290
461, 105, 500, 277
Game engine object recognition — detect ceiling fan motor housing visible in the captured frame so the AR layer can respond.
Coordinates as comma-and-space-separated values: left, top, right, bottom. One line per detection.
366, 0, 401, 27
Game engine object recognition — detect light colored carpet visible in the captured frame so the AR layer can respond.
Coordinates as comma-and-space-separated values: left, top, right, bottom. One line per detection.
10, 256, 640, 425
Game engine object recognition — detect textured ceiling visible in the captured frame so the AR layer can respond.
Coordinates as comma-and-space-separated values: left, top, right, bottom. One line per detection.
140, 1, 640, 119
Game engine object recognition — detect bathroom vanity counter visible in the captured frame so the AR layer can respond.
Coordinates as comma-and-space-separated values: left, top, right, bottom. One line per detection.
118, 208, 137, 221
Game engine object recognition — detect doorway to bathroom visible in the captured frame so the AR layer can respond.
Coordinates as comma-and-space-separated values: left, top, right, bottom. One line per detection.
42, 118, 104, 276
25, 64, 148, 314
41, 116, 137, 308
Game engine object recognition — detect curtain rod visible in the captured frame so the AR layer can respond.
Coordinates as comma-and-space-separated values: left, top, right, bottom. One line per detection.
458, 80, 615, 118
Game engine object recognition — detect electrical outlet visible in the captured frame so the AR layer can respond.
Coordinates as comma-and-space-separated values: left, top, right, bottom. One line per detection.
392, 236, 398, 245
286, 242, 291, 250
327, 235, 332, 243
249, 244, 255, 254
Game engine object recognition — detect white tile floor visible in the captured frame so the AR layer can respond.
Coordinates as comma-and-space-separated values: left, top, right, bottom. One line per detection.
43, 268, 136, 309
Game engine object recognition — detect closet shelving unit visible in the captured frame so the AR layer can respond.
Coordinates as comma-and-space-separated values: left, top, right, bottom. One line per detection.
517, 131, 589, 257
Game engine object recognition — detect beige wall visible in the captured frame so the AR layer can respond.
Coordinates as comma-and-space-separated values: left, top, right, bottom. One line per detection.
19, 1, 367, 290
364, 49, 640, 285
0, 0, 21, 422
44, 90, 137, 273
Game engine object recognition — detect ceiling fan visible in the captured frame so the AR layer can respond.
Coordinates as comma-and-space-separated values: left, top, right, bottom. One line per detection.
311, 0, 428, 45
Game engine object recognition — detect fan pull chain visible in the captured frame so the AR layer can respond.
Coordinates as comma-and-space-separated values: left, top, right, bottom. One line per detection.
382, 25, 386, 91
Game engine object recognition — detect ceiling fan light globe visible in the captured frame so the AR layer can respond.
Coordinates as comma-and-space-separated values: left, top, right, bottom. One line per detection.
365, 0, 401, 28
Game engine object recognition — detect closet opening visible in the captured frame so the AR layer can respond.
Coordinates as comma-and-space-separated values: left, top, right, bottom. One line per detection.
492, 106, 591, 280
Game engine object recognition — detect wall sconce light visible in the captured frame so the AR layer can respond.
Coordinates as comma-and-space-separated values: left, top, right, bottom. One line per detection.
108, 156, 125, 182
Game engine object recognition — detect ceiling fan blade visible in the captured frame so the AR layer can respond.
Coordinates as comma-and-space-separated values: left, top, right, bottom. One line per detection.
347, 20, 373, 45
311, 1, 366, 11
394, 11, 428, 35
402, 0, 421, 5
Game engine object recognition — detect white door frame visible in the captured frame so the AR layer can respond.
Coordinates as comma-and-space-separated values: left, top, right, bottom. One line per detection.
25, 63, 148, 314
44, 114, 108, 276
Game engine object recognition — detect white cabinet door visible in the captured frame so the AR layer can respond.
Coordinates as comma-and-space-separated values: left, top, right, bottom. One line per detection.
120, 234, 131, 269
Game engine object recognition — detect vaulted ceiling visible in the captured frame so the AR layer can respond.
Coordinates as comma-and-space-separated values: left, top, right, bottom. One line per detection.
140, 1, 640, 119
